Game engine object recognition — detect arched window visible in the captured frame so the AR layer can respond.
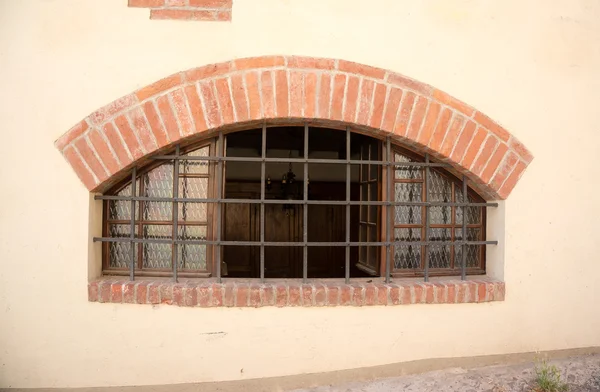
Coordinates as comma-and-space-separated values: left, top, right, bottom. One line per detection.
99, 125, 493, 282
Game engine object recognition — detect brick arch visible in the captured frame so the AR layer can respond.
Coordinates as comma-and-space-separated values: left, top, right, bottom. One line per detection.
55, 56, 532, 199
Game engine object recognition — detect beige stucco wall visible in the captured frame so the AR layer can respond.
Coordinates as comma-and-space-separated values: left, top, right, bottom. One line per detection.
1, 0, 599, 388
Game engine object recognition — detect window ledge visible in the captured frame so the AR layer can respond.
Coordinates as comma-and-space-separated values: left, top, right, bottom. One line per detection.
88, 278, 505, 307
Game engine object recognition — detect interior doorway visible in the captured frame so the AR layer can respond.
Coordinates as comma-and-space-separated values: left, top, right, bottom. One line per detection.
222, 126, 381, 279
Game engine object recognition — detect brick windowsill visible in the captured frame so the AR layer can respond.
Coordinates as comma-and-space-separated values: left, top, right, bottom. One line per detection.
88, 277, 505, 307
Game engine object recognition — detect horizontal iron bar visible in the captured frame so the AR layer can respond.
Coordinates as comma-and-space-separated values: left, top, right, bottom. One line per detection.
151, 155, 452, 167
93, 237, 498, 246
94, 195, 498, 208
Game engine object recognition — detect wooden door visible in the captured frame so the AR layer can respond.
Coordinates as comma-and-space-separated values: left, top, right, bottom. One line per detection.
264, 204, 302, 278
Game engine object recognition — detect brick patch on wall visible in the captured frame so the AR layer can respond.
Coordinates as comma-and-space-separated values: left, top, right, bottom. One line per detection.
88, 278, 505, 307
55, 56, 533, 200
128, 0, 232, 22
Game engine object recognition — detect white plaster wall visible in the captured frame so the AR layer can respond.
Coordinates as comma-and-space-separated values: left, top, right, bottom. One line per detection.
0, 0, 599, 387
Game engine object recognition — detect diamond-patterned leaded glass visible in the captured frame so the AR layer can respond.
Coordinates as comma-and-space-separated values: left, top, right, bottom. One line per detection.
394, 228, 421, 269
108, 224, 137, 269
428, 170, 452, 225
454, 228, 482, 268
108, 182, 139, 220
142, 225, 172, 269
428, 228, 451, 268
143, 163, 173, 221
177, 225, 207, 270
394, 153, 423, 179
455, 187, 482, 225
394, 183, 422, 224
181, 146, 209, 175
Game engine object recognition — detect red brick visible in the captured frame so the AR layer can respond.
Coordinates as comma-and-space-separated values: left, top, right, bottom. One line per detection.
434, 283, 446, 303
509, 137, 533, 163
88, 128, 120, 174
413, 284, 424, 304
374, 284, 388, 305
185, 62, 233, 82
185, 285, 198, 307
75, 137, 107, 182
491, 152, 518, 190
245, 72, 262, 120
317, 73, 332, 119
275, 283, 288, 307
136, 282, 149, 304
381, 87, 403, 132
331, 74, 347, 121
343, 76, 360, 123
150, 9, 215, 21
494, 282, 506, 301
326, 285, 339, 306
470, 136, 499, 176
173, 284, 185, 306
183, 84, 208, 134
274, 70, 289, 117
364, 285, 376, 306
63, 146, 97, 189
142, 101, 169, 148
447, 283, 457, 304
338, 60, 386, 80
481, 143, 509, 183
211, 284, 223, 306
136, 74, 182, 102
88, 281, 99, 302
249, 284, 261, 307
288, 56, 336, 70
289, 284, 302, 306
302, 285, 313, 307
477, 282, 487, 303
189, 0, 231, 6
199, 81, 221, 128
56, 120, 89, 151
114, 115, 143, 160
389, 284, 401, 305
235, 283, 249, 307
166, 0, 186, 6
111, 282, 123, 303
400, 284, 412, 304
128, 107, 158, 153
461, 127, 486, 169
416, 101, 441, 146
440, 114, 466, 158
234, 56, 285, 71
394, 91, 416, 137
498, 161, 526, 199
474, 111, 510, 141
315, 283, 327, 306
214, 78, 235, 125
230, 74, 249, 122
450, 120, 476, 163
156, 95, 181, 143
123, 282, 136, 304
103, 122, 132, 168
304, 72, 317, 118
356, 79, 375, 126
351, 284, 364, 306
387, 72, 432, 96
262, 285, 275, 306
406, 96, 428, 140
289, 71, 303, 117
428, 108, 452, 151
90, 94, 138, 126
199, 285, 213, 307
148, 283, 159, 304
424, 283, 435, 304
170, 88, 195, 136
369, 83, 387, 129
466, 282, 478, 302
214, 10, 231, 21
160, 284, 173, 305
433, 89, 475, 116
457, 282, 467, 303
261, 71, 275, 118
99, 281, 111, 303
340, 285, 353, 306
128, 0, 164, 7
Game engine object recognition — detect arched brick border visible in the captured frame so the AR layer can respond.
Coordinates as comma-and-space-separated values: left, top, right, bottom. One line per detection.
55, 56, 533, 199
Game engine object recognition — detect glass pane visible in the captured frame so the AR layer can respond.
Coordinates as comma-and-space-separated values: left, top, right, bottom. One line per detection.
108, 224, 137, 269
369, 163, 379, 181
177, 225, 207, 270
367, 246, 377, 269
428, 228, 451, 269
394, 228, 421, 269
394, 183, 422, 224
143, 163, 173, 221
180, 177, 208, 198
361, 163, 368, 181
142, 225, 172, 269
181, 146, 209, 175
179, 202, 207, 222
454, 228, 482, 268
108, 182, 139, 220
368, 182, 378, 222
428, 170, 452, 225
395, 152, 423, 179
455, 187, 482, 225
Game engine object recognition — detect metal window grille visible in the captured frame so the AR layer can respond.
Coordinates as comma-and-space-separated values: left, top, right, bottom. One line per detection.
95, 124, 498, 283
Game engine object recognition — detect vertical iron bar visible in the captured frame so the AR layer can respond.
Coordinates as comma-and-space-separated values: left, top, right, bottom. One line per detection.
424, 154, 430, 282
260, 125, 266, 282
129, 167, 137, 281
303, 124, 309, 282
172, 145, 180, 282
461, 175, 468, 281
345, 128, 351, 284
385, 137, 392, 283
216, 132, 224, 282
